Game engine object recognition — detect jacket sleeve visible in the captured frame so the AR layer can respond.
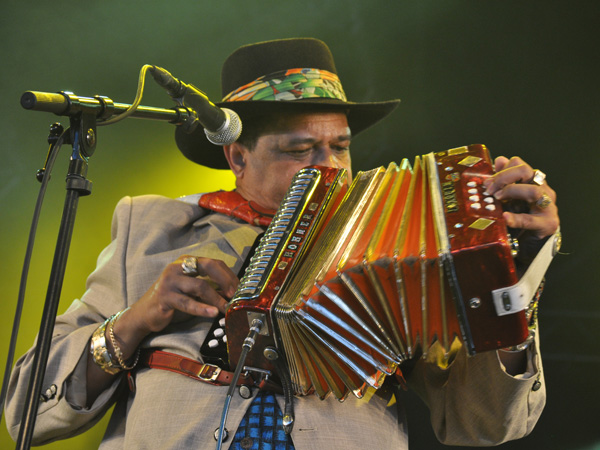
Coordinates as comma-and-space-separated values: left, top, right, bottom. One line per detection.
407, 334, 545, 446
4, 197, 135, 445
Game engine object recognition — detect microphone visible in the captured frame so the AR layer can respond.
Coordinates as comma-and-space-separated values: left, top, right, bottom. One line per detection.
149, 65, 242, 145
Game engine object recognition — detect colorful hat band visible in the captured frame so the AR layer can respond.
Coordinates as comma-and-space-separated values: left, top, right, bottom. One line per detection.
222, 68, 347, 103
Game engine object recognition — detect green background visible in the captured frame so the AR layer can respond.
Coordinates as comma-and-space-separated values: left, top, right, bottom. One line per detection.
1, 1, 598, 449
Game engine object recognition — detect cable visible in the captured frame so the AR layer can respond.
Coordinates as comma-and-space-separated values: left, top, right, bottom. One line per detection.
215, 319, 263, 450
0, 128, 67, 422
97, 64, 153, 126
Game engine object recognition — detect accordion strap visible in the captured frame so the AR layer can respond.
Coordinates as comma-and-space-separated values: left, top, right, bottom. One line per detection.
128, 349, 268, 391
492, 229, 561, 316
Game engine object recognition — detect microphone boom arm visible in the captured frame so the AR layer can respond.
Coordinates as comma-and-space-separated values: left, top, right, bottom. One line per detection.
21, 90, 194, 126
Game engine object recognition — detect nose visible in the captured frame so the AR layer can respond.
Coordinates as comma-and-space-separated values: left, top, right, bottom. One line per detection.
310, 146, 352, 183
313, 148, 342, 168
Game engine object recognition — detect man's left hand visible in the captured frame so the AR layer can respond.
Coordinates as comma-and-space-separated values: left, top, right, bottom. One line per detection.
483, 156, 559, 240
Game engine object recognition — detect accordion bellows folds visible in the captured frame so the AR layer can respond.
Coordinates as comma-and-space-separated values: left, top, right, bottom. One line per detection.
225, 144, 528, 401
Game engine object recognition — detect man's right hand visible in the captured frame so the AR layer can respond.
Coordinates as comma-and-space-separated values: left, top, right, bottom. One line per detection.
112, 255, 238, 359
129, 255, 238, 334
86, 255, 238, 405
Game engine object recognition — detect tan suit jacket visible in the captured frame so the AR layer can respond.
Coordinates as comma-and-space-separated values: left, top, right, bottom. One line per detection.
6, 195, 545, 449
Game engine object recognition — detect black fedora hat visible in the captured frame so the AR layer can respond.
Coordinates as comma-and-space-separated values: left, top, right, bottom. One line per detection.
175, 38, 400, 169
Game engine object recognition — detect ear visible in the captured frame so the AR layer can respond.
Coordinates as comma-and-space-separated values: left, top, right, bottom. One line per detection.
223, 142, 248, 179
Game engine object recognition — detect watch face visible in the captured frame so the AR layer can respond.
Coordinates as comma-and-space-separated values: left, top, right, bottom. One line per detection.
91, 320, 122, 375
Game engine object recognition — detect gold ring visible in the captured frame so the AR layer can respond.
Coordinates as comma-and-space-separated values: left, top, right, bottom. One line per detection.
531, 169, 546, 186
181, 257, 199, 276
535, 193, 552, 209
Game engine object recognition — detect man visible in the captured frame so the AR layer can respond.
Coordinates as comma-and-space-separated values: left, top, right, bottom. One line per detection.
6, 38, 559, 449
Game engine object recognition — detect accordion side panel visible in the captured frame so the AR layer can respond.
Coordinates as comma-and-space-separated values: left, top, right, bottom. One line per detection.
227, 166, 347, 372
431, 145, 528, 353
452, 246, 528, 351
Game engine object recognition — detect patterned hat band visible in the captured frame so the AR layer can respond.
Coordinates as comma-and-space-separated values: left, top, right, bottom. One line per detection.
222, 68, 347, 103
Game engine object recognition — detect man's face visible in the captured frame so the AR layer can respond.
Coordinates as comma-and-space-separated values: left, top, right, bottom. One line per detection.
229, 111, 353, 211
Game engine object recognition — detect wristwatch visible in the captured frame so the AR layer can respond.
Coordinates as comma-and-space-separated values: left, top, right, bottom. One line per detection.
90, 317, 122, 375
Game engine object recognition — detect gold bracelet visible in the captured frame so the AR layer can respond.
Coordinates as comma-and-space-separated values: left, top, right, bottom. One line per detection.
107, 308, 140, 371
90, 318, 121, 375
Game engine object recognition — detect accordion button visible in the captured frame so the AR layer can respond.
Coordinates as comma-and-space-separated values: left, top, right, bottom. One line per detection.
469, 195, 480, 202
214, 328, 225, 338
485, 204, 496, 211
484, 197, 494, 203
219, 317, 226, 327
467, 181, 477, 187
471, 203, 481, 210
208, 339, 219, 348
468, 188, 478, 195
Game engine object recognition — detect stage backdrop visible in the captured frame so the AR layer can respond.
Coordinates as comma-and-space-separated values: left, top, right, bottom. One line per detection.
1, 2, 598, 449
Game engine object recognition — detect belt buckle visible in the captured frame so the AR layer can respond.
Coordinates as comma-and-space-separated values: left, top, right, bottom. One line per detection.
198, 363, 221, 382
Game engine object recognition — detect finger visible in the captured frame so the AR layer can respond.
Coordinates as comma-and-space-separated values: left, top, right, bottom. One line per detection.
174, 256, 239, 314
503, 211, 560, 239
484, 160, 534, 195
176, 275, 230, 314
497, 156, 527, 170
493, 155, 510, 172
176, 255, 239, 298
492, 183, 555, 203
168, 292, 221, 318
195, 257, 240, 299
131, 283, 220, 334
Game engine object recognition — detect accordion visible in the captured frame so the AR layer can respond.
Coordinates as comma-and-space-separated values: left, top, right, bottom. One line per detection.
225, 144, 531, 400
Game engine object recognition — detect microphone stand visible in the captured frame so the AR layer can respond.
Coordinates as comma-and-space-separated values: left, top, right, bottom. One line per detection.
14, 92, 193, 449
16, 112, 95, 449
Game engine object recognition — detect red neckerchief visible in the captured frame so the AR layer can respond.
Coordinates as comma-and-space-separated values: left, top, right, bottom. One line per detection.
199, 190, 275, 227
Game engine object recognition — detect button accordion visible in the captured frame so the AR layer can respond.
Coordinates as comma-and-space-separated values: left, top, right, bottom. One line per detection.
225, 144, 529, 400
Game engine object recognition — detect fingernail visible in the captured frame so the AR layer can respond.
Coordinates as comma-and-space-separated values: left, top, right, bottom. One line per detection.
493, 190, 504, 200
